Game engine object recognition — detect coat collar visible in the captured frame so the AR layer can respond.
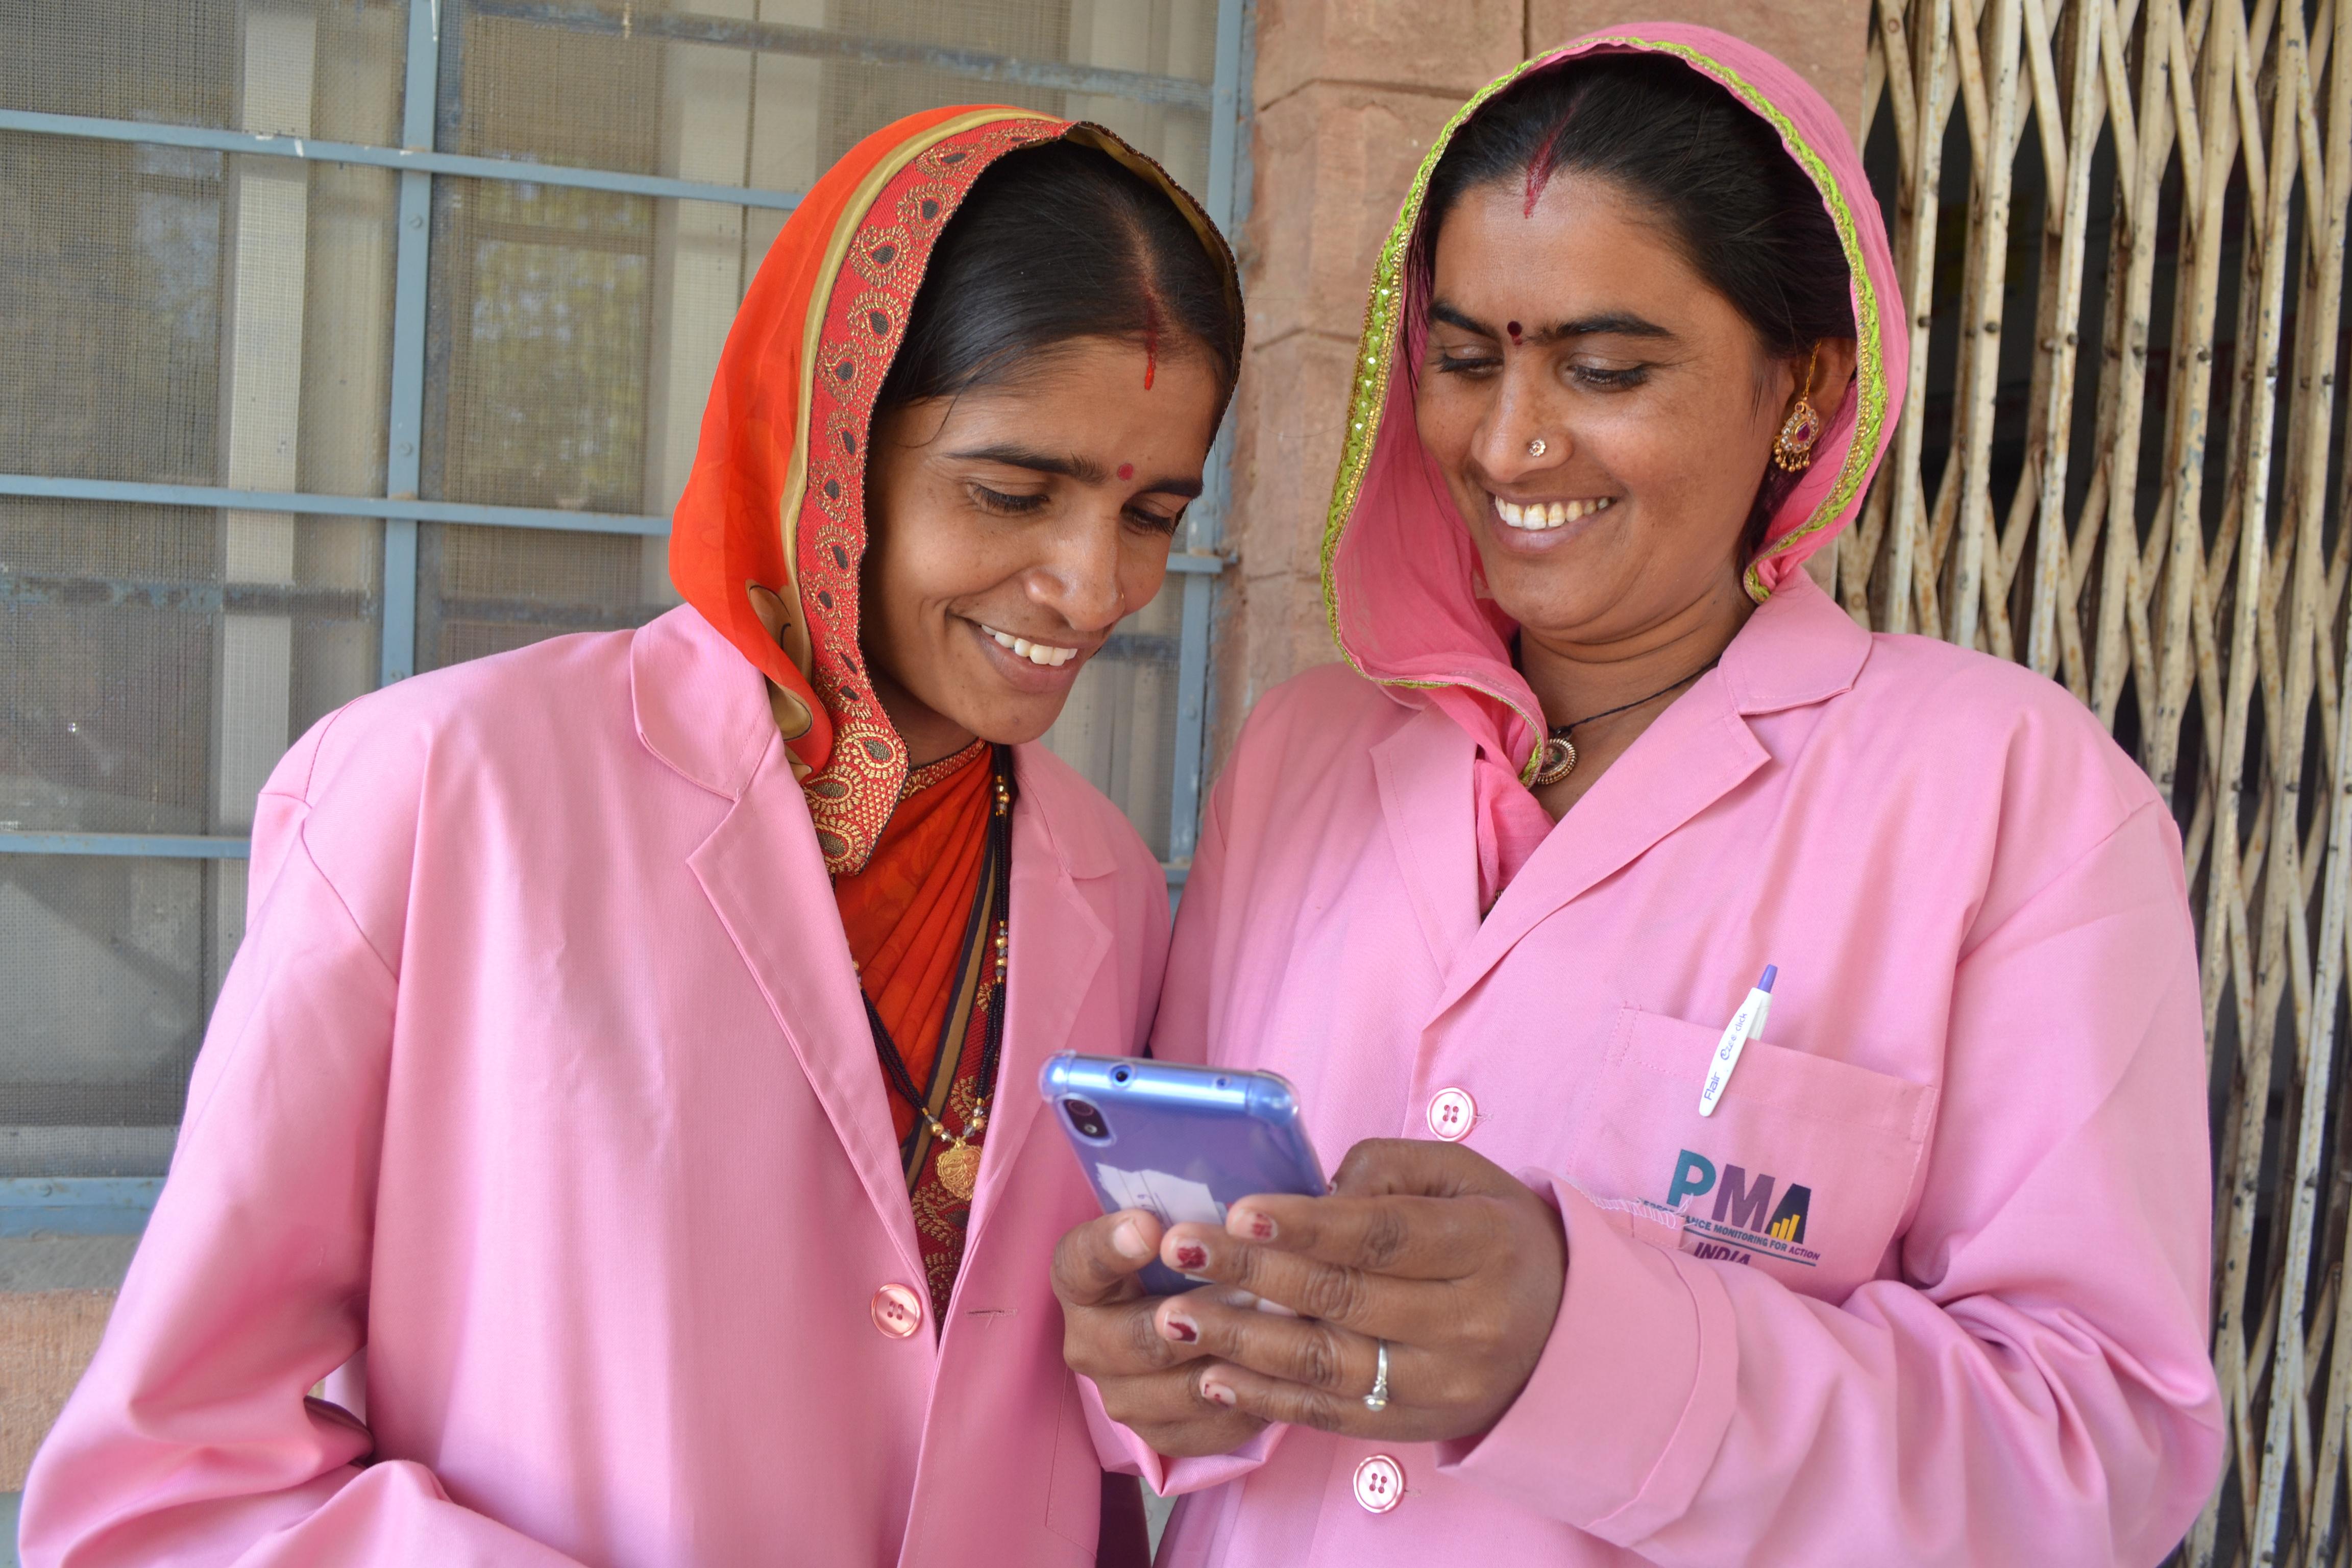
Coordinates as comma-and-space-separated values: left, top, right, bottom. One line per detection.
1716, 571, 1872, 718
631, 606, 788, 804
1403, 574, 1871, 1019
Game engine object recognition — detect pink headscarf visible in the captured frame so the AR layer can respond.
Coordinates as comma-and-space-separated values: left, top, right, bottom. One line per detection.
1319, 24, 1908, 906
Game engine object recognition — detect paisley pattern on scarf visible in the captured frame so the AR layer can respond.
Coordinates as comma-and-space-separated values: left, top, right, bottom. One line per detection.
793, 122, 1062, 873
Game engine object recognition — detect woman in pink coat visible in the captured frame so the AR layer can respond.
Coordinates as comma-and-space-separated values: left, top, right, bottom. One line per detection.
22, 108, 1240, 1567
1055, 28, 2224, 1566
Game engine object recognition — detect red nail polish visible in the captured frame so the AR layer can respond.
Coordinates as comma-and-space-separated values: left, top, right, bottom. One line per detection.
1201, 1380, 1236, 1408
1163, 1313, 1198, 1343
1174, 1243, 1208, 1270
1247, 1212, 1277, 1241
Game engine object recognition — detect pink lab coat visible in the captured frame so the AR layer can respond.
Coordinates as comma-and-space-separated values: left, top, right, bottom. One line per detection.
22, 605, 1168, 1567
1092, 574, 2223, 1566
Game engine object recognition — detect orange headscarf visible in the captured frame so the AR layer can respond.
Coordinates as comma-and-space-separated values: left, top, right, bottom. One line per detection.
669, 106, 1237, 877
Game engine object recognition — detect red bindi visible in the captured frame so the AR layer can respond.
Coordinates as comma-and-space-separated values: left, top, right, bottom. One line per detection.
1117, 462, 1135, 480
1507, 321, 1523, 342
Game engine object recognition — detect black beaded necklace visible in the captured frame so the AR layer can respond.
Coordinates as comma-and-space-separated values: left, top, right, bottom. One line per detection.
1532, 656, 1721, 787
861, 744, 1014, 1202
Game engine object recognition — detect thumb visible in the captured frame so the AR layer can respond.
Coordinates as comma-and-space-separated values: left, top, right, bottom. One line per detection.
1051, 1209, 1166, 1308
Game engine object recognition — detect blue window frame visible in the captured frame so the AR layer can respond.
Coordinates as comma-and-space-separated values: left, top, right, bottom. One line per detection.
0, 0, 1253, 1224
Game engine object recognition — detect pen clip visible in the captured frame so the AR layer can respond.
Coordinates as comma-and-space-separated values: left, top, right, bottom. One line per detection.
1697, 965, 1776, 1117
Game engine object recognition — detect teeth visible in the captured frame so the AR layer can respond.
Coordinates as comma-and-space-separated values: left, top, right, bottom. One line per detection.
979, 624, 1080, 667
1494, 496, 1613, 531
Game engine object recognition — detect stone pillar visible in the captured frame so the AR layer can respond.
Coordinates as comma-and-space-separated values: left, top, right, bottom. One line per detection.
1211, 0, 1872, 764
1526, 2, 1873, 133
1211, 0, 1521, 760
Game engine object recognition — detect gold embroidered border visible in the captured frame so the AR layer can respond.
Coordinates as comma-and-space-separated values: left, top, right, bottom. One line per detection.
778, 107, 1062, 665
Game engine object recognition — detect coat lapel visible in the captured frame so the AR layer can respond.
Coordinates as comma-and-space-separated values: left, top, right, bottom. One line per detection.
1430, 579, 1871, 1020
634, 608, 926, 1283
688, 746, 928, 1283
960, 748, 1114, 1261
1374, 705, 1481, 977
1435, 678, 1768, 1018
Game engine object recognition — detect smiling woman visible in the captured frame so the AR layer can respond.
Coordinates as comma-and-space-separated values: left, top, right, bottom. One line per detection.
19, 109, 1239, 1568
1056, 27, 2221, 1568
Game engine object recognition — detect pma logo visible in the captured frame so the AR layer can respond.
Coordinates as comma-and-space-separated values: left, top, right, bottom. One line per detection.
1667, 1149, 1812, 1246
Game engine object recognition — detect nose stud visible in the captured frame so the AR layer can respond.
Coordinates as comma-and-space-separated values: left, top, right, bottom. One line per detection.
1526, 438, 1548, 458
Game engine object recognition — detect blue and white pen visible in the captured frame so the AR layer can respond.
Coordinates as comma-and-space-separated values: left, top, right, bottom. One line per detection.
1697, 965, 1776, 1117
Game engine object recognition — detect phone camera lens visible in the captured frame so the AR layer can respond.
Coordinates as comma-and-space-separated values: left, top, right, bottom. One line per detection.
1111, 1066, 1132, 1084
1063, 1097, 1109, 1140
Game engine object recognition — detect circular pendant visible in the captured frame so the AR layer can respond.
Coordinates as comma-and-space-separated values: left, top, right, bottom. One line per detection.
935, 1139, 981, 1201
1534, 735, 1578, 787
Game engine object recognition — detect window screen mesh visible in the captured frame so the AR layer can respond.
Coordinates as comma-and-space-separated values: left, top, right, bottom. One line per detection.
6, 0, 407, 138
3, 500, 378, 1173
5, 0, 1216, 1174
0, 137, 401, 492
0, 855, 223, 1173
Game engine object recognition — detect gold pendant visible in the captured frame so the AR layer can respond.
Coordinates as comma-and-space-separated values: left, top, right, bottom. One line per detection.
1534, 735, 1578, 787
935, 1138, 981, 1201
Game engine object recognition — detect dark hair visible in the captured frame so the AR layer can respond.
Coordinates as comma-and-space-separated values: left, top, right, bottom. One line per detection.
875, 137, 1243, 425
1418, 55, 1853, 548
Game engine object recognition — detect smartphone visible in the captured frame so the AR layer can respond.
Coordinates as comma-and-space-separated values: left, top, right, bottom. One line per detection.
1039, 1052, 1328, 1295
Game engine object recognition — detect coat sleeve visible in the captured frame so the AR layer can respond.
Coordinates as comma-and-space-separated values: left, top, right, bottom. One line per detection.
1437, 798, 2225, 1567
18, 726, 588, 1568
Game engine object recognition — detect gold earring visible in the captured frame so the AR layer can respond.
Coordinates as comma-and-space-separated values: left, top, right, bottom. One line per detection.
1772, 347, 1822, 473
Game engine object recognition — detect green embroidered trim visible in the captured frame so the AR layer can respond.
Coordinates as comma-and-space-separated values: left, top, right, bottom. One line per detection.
1316, 59, 1547, 777
1316, 37, 1890, 781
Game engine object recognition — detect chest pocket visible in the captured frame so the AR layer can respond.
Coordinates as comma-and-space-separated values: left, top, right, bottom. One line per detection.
1568, 1006, 1937, 1302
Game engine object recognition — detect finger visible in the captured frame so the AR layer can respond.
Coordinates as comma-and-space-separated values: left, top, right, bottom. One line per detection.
1221, 1191, 1506, 1281
1155, 1289, 1390, 1399
1052, 1209, 1167, 1309
1086, 1362, 1271, 1457
1196, 1361, 1382, 1440
1157, 1227, 1450, 1338
1088, 1359, 1247, 1426
1065, 1286, 1222, 1384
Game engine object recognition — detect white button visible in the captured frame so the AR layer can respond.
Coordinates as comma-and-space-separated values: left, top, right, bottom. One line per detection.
871, 1283, 923, 1338
1427, 1087, 1476, 1141
1354, 1454, 1405, 1513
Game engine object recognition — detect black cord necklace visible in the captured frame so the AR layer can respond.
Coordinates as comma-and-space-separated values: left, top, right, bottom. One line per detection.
862, 744, 1014, 1203
1533, 656, 1721, 787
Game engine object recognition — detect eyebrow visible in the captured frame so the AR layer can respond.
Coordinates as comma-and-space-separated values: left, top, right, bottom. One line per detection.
1428, 301, 1677, 345
946, 444, 1203, 499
